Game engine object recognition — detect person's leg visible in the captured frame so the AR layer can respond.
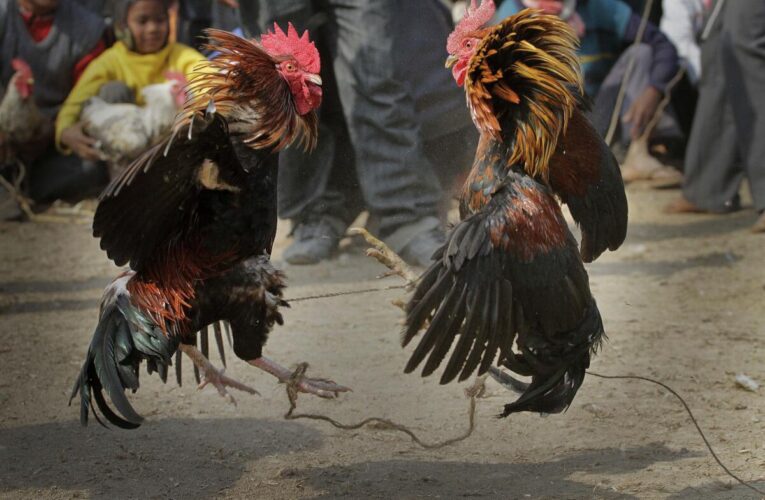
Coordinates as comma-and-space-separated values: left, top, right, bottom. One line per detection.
23, 80, 132, 203
674, 12, 743, 214
241, 2, 356, 263
423, 125, 478, 204
27, 147, 108, 202
592, 44, 681, 147
323, 0, 446, 263
721, 0, 765, 218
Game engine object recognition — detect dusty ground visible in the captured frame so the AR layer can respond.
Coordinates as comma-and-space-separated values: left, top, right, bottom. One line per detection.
0, 185, 764, 500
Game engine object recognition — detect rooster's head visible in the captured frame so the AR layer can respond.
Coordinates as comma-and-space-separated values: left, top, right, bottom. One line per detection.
261, 23, 322, 116
446, 0, 495, 87
164, 71, 188, 108
11, 59, 34, 99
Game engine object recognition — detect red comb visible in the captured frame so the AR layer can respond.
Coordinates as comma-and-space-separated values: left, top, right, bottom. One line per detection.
164, 70, 187, 85
260, 22, 320, 74
447, 0, 496, 54
11, 58, 32, 76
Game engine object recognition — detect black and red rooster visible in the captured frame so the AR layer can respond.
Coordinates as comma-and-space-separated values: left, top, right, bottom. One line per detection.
71, 25, 349, 428
402, 3, 628, 417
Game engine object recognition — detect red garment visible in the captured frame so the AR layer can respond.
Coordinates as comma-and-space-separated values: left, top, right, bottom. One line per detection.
19, 9, 105, 82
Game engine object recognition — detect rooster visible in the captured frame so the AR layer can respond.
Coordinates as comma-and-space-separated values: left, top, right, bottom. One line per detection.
402, 3, 628, 417
0, 59, 49, 162
70, 25, 347, 429
81, 72, 187, 177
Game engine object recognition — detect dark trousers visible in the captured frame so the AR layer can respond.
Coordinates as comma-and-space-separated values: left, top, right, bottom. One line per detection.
682, 0, 765, 212
240, 0, 447, 246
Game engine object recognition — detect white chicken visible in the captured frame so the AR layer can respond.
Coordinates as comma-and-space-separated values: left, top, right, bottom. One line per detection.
0, 59, 49, 158
81, 72, 186, 177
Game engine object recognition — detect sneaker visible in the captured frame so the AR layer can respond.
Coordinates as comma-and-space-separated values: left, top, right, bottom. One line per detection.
399, 227, 446, 267
283, 215, 346, 265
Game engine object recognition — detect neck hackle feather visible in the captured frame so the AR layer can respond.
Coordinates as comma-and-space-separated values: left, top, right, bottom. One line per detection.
181, 28, 318, 152
466, 9, 583, 179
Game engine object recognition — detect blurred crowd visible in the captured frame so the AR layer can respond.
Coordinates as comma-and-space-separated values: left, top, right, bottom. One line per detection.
1, 0, 763, 264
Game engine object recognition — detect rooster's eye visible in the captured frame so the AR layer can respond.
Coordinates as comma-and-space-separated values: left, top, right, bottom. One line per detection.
285, 63, 296, 72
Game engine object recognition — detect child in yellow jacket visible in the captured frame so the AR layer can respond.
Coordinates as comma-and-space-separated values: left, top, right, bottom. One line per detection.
57, 0, 205, 160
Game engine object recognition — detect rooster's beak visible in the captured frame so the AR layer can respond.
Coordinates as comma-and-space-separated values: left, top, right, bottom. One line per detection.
306, 74, 322, 86
27, 78, 34, 85
445, 55, 459, 69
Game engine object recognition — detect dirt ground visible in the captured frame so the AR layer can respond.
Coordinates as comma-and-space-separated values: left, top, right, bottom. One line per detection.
0, 185, 763, 499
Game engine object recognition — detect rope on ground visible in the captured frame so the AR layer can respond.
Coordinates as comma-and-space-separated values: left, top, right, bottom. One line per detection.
587, 371, 765, 496
282, 362, 484, 450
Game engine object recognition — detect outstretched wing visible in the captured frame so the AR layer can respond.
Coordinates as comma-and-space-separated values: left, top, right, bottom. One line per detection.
403, 171, 597, 391
549, 109, 628, 262
93, 112, 255, 272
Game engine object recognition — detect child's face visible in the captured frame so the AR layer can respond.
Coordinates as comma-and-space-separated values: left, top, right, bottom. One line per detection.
126, 0, 169, 54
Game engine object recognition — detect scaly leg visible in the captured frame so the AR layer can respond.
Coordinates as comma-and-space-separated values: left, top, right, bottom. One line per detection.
179, 344, 259, 405
248, 357, 351, 398
348, 227, 419, 288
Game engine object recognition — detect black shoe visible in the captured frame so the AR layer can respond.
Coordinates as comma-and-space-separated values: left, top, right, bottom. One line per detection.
399, 228, 446, 267
284, 216, 346, 265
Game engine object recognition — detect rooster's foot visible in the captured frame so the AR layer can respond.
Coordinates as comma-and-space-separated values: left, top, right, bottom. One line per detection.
179, 344, 259, 405
249, 357, 351, 399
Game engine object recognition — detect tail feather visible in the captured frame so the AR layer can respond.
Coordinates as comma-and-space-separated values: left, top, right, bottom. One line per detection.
499, 302, 603, 416
70, 296, 179, 428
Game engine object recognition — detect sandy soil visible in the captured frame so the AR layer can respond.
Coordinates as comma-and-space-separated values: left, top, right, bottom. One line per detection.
0, 185, 764, 500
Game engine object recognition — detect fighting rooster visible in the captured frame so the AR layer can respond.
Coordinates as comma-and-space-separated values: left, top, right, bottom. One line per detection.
402, 4, 628, 416
71, 25, 348, 428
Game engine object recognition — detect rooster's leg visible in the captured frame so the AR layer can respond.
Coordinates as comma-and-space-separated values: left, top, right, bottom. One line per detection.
248, 357, 351, 398
179, 344, 259, 405
348, 227, 418, 288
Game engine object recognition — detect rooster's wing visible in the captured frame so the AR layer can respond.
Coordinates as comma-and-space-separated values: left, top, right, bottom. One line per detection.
403, 171, 600, 399
93, 112, 260, 272
548, 110, 628, 263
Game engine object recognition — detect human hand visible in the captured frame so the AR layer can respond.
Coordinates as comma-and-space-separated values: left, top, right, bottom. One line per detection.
61, 122, 101, 161
623, 86, 662, 140
217, 0, 238, 8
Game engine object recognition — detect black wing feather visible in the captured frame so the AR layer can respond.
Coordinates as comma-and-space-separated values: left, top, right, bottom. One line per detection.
404, 172, 603, 415
93, 113, 240, 272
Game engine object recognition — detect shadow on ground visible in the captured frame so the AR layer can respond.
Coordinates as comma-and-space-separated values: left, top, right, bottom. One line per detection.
293, 444, 691, 499
669, 482, 765, 500
627, 210, 758, 243
0, 418, 322, 498
588, 251, 742, 278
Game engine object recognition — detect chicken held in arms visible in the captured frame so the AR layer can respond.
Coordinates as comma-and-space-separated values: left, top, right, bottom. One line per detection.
403, 3, 628, 417
0, 59, 49, 162
71, 25, 348, 429
81, 72, 187, 177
